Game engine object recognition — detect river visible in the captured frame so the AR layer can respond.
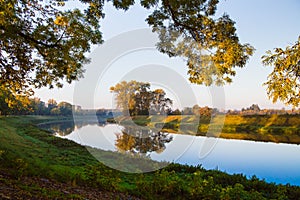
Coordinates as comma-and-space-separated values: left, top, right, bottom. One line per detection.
40, 121, 300, 186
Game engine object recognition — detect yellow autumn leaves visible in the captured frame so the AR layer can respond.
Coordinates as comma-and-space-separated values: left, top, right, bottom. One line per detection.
54, 15, 69, 26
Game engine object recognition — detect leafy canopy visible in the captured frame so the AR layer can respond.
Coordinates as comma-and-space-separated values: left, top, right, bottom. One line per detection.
1, 0, 254, 96
110, 80, 147, 116
262, 36, 300, 107
110, 80, 172, 116
146, 0, 255, 85
0, 85, 31, 115
0, 0, 103, 94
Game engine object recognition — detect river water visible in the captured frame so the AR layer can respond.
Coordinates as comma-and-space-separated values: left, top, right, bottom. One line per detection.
40, 121, 300, 186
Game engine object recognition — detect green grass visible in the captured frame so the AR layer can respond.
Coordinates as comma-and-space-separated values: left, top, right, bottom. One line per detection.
1, 116, 300, 199
0, 116, 96, 178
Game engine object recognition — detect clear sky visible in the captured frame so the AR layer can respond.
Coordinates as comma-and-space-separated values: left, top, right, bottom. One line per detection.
34, 0, 300, 110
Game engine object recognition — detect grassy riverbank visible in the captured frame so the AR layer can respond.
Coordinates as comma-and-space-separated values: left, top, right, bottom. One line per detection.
116, 114, 300, 144
1, 116, 300, 199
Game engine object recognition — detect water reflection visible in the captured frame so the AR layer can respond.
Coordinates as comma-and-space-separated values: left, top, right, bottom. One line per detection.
39, 121, 75, 136
116, 126, 173, 155
40, 121, 300, 185
40, 121, 173, 156
39, 120, 106, 136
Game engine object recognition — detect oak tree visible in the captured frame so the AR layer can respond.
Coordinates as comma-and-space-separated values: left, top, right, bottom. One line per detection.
110, 81, 173, 116
110, 81, 150, 116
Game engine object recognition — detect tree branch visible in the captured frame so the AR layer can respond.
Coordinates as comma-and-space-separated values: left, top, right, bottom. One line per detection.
162, 0, 201, 42
17, 30, 61, 49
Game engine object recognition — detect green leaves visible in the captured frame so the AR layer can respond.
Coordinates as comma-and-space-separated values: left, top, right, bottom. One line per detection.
262, 36, 300, 107
145, 0, 254, 86
0, 0, 103, 93
140, 0, 159, 9
110, 81, 172, 116
110, 81, 147, 116
109, 0, 135, 10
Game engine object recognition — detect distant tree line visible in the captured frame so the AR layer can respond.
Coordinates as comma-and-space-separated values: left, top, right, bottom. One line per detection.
0, 86, 122, 117
171, 105, 218, 116
229, 104, 300, 115
0, 89, 73, 116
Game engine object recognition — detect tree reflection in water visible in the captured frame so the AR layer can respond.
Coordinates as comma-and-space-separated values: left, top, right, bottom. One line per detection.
41, 121, 173, 156
115, 126, 173, 155
45, 121, 75, 136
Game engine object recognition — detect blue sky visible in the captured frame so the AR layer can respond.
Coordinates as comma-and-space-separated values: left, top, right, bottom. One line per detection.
35, 0, 300, 110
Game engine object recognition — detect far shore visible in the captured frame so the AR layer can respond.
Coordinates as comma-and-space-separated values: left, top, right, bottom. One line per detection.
111, 114, 300, 145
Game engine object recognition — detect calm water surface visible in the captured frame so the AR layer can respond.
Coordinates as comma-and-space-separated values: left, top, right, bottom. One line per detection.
41, 121, 300, 186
